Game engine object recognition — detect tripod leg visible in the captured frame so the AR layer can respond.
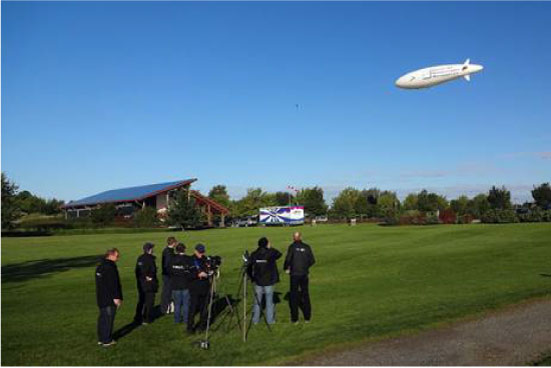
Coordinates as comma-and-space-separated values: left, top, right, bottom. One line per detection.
204, 276, 217, 342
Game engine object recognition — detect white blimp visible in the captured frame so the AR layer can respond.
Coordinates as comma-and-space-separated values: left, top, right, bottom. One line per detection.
395, 59, 483, 89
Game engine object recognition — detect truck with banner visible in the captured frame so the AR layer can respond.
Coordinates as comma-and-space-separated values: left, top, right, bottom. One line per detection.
259, 206, 304, 226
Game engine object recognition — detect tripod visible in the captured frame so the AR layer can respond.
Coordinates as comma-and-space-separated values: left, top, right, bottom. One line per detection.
199, 269, 241, 349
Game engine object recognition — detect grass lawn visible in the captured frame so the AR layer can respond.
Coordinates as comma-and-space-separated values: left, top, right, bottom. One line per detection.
2, 223, 551, 365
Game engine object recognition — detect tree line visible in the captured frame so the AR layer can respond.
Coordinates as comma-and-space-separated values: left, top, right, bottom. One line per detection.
206, 183, 551, 224
2, 171, 551, 231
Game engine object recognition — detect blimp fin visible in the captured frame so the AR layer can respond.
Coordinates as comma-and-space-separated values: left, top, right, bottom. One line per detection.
464, 74, 470, 82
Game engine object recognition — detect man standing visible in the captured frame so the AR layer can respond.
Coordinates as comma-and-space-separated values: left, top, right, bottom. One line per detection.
134, 242, 158, 325
169, 243, 193, 324
95, 248, 123, 347
248, 237, 282, 324
284, 232, 315, 324
187, 244, 210, 333
161, 237, 177, 314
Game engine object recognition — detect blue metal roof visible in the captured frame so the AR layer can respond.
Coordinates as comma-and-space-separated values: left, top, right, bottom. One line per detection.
64, 179, 196, 208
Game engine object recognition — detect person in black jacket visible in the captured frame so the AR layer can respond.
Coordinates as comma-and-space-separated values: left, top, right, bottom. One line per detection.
95, 248, 123, 347
134, 242, 158, 325
187, 244, 210, 333
161, 236, 177, 314
248, 237, 281, 324
284, 232, 315, 324
168, 243, 194, 324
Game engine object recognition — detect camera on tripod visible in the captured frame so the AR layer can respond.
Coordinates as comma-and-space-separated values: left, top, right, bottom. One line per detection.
204, 255, 222, 276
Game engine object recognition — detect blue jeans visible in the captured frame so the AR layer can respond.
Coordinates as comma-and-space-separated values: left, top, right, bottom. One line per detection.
252, 285, 275, 324
97, 305, 116, 343
172, 289, 190, 324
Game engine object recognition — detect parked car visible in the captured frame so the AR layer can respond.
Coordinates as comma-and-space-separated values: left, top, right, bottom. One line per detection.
314, 215, 328, 222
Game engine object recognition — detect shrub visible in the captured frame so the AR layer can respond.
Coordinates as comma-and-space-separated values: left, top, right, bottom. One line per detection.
457, 214, 475, 224
399, 210, 425, 225
438, 209, 457, 224
91, 204, 116, 227
18, 215, 70, 231
383, 208, 400, 225
425, 213, 440, 225
481, 209, 519, 223
133, 207, 159, 228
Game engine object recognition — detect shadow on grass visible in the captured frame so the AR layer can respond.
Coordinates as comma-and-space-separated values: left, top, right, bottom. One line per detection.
2, 255, 101, 283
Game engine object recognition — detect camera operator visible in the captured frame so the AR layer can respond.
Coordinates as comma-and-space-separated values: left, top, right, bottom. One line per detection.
161, 236, 178, 314
284, 232, 315, 324
187, 244, 210, 333
247, 237, 281, 325
134, 242, 158, 325
95, 248, 122, 347
168, 243, 193, 325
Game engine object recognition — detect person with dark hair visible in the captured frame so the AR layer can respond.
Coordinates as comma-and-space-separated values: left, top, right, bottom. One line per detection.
284, 232, 315, 324
187, 244, 210, 333
95, 248, 122, 347
161, 236, 178, 314
168, 243, 194, 324
134, 242, 158, 325
248, 237, 282, 324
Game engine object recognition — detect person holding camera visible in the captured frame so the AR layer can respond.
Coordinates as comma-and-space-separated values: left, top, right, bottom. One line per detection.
161, 236, 178, 314
95, 248, 123, 347
134, 242, 159, 325
284, 232, 315, 324
168, 243, 193, 324
187, 244, 210, 333
248, 237, 282, 325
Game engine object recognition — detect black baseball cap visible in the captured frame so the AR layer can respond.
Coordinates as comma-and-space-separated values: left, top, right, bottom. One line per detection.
195, 244, 206, 253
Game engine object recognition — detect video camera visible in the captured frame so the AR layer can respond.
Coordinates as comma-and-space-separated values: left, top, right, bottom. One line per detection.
204, 255, 222, 276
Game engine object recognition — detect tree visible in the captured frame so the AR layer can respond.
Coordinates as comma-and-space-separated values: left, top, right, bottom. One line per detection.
360, 188, 381, 218
487, 186, 511, 210
331, 187, 361, 219
403, 193, 419, 211
467, 193, 491, 218
274, 191, 293, 206
1, 172, 21, 229
208, 185, 231, 209
417, 189, 448, 212
168, 190, 203, 228
532, 183, 551, 209
450, 195, 470, 216
378, 191, 401, 214
232, 188, 276, 217
296, 187, 328, 216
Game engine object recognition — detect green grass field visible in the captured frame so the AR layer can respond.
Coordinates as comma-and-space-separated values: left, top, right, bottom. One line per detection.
2, 223, 551, 365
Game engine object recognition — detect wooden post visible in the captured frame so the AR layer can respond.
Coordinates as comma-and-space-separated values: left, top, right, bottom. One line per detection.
207, 204, 212, 227
220, 214, 225, 228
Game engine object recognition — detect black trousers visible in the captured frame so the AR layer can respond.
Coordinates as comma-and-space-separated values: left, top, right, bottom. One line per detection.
161, 275, 172, 313
290, 275, 311, 322
97, 305, 116, 343
135, 287, 156, 323
187, 289, 209, 331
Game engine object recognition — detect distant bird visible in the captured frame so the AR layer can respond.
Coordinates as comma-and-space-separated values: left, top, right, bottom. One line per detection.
395, 59, 484, 89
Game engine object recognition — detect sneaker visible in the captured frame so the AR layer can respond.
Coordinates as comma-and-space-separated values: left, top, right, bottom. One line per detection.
292, 321, 299, 325
142, 322, 149, 326
101, 340, 117, 347
305, 320, 311, 324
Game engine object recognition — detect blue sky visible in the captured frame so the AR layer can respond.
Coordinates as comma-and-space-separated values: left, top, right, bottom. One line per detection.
2, 1, 550, 204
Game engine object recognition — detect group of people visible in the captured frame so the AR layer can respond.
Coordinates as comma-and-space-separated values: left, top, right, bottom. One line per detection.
95, 232, 315, 347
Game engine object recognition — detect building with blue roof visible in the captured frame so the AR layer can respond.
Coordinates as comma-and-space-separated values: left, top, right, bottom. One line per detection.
62, 178, 229, 227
